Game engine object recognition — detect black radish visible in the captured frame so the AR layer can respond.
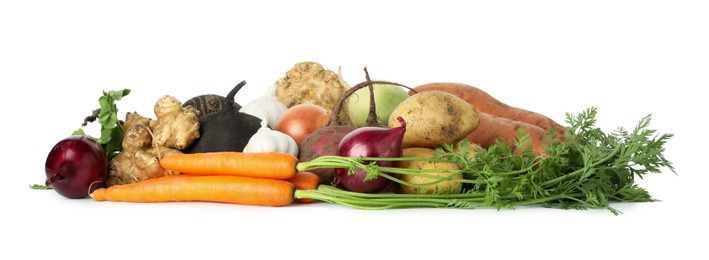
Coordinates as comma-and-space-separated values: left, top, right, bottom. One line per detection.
183, 81, 245, 117
185, 81, 262, 153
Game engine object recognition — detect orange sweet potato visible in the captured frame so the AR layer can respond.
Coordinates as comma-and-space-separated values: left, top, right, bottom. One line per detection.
467, 112, 550, 155
411, 83, 566, 133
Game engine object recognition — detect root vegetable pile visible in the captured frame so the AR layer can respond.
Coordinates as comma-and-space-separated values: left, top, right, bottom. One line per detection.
36, 62, 676, 215
92, 106, 674, 214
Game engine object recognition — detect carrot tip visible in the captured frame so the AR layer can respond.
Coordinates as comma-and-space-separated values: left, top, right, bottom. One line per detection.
89, 188, 105, 201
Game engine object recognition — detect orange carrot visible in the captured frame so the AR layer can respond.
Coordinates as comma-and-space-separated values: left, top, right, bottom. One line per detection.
412, 82, 567, 133
90, 174, 295, 206
159, 152, 298, 179
286, 172, 320, 204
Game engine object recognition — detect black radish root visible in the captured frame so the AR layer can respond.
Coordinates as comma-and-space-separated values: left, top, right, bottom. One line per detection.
185, 81, 262, 153
183, 81, 246, 117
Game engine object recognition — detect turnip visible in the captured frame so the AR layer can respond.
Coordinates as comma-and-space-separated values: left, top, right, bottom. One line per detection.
299, 68, 410, 185
346, 83, 408, 127
44, 136, 109, 199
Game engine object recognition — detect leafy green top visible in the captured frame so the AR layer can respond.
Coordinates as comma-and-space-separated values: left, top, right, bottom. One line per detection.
73, 89, 131, 159
435, 107, 675, 214
296, 107, 675, 215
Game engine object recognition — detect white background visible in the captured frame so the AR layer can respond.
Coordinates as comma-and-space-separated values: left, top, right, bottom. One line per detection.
2, 1, 707, 259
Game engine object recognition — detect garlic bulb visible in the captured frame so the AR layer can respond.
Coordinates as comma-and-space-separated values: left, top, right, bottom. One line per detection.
242, 120, 298, 157
241, 84, 287, 129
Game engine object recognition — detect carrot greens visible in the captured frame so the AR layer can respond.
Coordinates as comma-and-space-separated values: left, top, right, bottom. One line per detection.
296, 107, 675, 214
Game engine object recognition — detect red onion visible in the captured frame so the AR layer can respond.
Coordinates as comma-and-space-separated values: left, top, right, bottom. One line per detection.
45, 136, 108, 199
335, 117, 407, 193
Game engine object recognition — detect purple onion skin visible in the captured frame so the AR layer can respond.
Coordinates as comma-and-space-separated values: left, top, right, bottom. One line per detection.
45, 136, 108, 199
335, 117, 407, 193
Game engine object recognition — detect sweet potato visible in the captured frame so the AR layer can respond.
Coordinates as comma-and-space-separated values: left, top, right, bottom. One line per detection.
411, 83, 566, 133
467, 112, 550, 155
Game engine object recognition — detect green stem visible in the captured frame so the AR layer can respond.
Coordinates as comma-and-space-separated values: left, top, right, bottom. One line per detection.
356, 156, 454, 163
296, 189, 481, 209
315, 185, 487, 199
295, 156, 355, 172
297, 155, 486, 187
296, 153, 537, 191
294, 190, 441, 209
539, 146, 621, 187
377, 171, 483, 188
29, 184, 53, 190
295, 185, 625, 213
507, 194, 568, 207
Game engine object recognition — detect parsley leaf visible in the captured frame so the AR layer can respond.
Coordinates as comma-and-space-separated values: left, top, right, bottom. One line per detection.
74, 89, 131, 159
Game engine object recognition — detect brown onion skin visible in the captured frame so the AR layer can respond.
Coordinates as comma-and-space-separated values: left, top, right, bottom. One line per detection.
276, 104, 330, 145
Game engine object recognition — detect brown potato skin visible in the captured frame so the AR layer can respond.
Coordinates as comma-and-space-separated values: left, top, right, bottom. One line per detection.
388, 91, 480, 149
395, 148, 462, 194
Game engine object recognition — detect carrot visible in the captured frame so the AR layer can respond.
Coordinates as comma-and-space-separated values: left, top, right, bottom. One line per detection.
467, 112, 551, 155
159, 152, 298, 179
90, 174, 295, 206
411, 82, 567, 133
286, 172, 320, 204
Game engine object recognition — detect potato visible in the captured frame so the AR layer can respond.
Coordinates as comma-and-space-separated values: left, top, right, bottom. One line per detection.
388, 90, 480, 148
454, 142, 483, 161
395, 147, 462, 194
